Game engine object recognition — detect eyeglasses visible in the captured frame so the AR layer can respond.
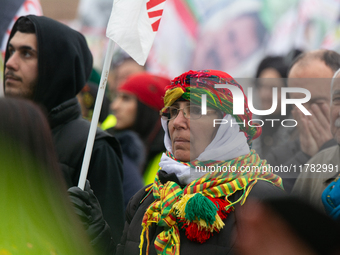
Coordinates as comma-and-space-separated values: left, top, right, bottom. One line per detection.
160, 105, 217, 120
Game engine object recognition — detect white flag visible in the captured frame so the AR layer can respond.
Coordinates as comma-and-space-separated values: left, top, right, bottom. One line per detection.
106, 0, 166, 66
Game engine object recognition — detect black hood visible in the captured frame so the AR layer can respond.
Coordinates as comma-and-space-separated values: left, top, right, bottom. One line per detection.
4, 15, 93, 112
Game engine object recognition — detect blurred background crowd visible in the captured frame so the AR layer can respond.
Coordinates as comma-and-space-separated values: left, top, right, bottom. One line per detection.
2, 1, 340, 254
3, 0, 340, 84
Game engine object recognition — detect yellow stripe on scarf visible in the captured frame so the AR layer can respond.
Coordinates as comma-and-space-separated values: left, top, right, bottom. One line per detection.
163, 87, 185, 108
140, 151, 283, 255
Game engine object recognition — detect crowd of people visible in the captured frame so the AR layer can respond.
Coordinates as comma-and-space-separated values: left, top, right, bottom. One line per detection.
2, 13, 340, 255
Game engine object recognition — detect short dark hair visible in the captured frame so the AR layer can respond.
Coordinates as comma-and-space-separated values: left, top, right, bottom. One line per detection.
255, 56, 289, 79
289, 49, 340, 74
16, 16, 35, 34
254, 56, 289, 88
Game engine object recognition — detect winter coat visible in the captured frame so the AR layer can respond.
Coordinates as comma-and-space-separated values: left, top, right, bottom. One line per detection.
4, 15, 125, 244
116, 170, 285, 255
49, 97, 124, 244
115, 130, 145, 208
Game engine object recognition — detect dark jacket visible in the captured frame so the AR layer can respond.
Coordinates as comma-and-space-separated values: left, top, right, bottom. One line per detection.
115, 130, 145, 208
50, 98, 124, 243
116, 170, 285, 255
4, 15, 125, 244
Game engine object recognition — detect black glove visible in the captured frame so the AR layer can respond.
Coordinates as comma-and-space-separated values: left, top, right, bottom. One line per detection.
68, 180, 115, 254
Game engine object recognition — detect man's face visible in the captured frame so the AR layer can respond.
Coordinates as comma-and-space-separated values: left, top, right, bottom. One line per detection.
288, 59, 333, 112
330, 78, 340, 144
4, 31, 38, 99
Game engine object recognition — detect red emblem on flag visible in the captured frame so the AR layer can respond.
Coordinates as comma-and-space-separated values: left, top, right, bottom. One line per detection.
147, 0, 166, 32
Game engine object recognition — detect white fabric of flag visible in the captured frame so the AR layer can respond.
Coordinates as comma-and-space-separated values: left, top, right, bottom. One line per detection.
106, 0, 166, 66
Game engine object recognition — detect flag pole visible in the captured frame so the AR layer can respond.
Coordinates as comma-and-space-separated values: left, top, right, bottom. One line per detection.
78, 39, 116, 190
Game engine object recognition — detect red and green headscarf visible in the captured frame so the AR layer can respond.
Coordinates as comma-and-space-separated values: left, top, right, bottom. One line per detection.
139, 70, 283, 255
161, 70, 261, 145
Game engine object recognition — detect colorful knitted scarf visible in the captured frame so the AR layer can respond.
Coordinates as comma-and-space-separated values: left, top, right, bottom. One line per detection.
139, 150, 283, 255
161, 70, 261, 145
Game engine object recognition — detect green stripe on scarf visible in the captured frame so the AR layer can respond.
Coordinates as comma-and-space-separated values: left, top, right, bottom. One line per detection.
139, 150, 283, 255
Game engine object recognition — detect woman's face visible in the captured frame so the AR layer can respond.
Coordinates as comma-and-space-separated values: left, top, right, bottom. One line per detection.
258, 68, 284, 114
168, 101, 220, 162
111, 92, 137, 130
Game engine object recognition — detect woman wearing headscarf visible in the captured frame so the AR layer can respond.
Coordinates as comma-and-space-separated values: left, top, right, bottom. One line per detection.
114, 70, 284, 255
70, 70, 285, 254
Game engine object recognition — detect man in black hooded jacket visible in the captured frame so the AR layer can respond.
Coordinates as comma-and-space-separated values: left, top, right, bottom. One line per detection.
3, 15, 124, 250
